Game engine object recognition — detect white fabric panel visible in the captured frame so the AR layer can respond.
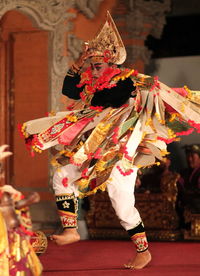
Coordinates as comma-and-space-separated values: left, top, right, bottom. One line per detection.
107, 161, 141, 230
52, 161, 141, 231
53, 164, 81, 196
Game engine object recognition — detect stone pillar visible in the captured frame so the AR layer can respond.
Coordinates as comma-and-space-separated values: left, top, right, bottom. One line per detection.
112, 0, 171, 71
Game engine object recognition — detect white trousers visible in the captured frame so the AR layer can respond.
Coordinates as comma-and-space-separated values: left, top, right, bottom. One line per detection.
53, 161, 141, 231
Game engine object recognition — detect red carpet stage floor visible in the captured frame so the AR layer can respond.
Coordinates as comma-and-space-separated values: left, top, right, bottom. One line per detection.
40, 240, 200, 276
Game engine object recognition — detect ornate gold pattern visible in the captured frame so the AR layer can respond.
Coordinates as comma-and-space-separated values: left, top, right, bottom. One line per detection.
184, 210, 200, 240
30, 230, 48, 255
85, 179, 182, 241
88, 11, 127, 65
56, 193, 76, 202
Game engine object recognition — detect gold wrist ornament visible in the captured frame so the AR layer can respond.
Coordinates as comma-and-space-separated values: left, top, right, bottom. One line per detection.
71, 63, 81, 73
66, 57, 84, 76
66, 63, 81, 77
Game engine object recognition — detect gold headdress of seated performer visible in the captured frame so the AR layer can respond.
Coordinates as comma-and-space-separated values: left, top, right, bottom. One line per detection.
184, 144, 200, 155
87, 11, 127, 65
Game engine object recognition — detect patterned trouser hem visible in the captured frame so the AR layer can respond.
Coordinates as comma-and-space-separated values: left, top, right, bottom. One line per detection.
127, 222, 148, 252
56, 193, 78, 229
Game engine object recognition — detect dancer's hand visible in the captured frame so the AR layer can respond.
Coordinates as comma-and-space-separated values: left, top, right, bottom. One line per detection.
81, 42, 94, 60
0, 145, 12, 161
1, 185, 22, 198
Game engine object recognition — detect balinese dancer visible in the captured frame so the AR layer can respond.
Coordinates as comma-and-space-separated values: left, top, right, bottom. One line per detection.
20, 12, 200, 270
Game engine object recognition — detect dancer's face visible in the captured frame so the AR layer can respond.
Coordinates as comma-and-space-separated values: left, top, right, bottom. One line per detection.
187, 153, 200, 169
90, 62, 110, 79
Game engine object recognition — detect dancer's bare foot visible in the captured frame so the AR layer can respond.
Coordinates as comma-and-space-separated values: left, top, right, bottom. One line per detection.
124, 249, 152, 269
50, 228, 80, 245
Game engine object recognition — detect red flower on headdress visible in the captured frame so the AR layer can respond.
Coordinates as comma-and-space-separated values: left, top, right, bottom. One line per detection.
103, 50, 112, 63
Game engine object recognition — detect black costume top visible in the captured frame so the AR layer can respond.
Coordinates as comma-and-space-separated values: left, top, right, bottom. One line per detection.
62, 73, 136, 108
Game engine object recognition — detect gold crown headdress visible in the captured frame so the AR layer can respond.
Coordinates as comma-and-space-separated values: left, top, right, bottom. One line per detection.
87, 11, 126, 65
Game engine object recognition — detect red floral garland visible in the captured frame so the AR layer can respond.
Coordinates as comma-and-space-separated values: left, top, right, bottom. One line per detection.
77, 66, 121, 96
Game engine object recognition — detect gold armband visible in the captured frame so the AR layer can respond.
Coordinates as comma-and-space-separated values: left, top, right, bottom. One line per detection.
66, 63, 81, 76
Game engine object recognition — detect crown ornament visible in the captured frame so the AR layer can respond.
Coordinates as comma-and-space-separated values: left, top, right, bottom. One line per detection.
87, 11, 127, 65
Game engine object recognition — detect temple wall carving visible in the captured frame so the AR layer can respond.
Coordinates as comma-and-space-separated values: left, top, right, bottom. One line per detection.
112, 0, 171, 67
0, 0, 103, 109
0, 0, 171, 107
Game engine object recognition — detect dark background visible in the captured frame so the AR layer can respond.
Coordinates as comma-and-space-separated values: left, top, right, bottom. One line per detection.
145, 0, 200, 172
146, 0, 200, 58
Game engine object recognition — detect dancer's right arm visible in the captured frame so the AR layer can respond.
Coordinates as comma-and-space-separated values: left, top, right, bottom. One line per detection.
62, 43, 92, 100
62, 73, 82, 100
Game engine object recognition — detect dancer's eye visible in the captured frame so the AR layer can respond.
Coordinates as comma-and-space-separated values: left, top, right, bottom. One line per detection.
91, 63, 103, 71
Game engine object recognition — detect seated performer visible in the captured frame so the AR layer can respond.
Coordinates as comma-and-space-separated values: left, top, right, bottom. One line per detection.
0, 145, 42, 276
20, 12, 200, 270
177, 144, 200, 217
